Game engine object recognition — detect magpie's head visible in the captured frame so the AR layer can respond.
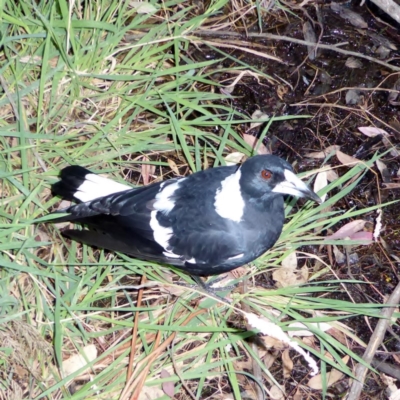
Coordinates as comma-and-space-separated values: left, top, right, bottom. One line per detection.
240, 155, 322, 203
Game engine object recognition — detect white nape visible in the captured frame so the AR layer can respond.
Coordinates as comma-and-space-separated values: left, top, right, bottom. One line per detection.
214, 169, 245, 222
74, 173, 131, 202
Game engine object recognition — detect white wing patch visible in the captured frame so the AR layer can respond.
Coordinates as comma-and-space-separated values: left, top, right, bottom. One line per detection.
153, 179, 184, 214
150, 210, 174, 250
150, 179, 185, 251
214, 169, 245, 222
75, 173, 131, 202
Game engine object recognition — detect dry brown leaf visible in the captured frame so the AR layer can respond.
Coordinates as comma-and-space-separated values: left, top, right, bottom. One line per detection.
336, 150, 361, 166
160, 369, 175, 398
300, 264, 309, 282
269, 385, 285, 400
314, 171, 328, 202
282, 349, 293, 378
358, 126, 389, 137
242, 133, 270, 155
167, 159, 180, 175
138, 386, 165, 400
307, 356, 349, 389
383, 182, 400, 189
333, 245, 345, 265
345, 57, 362, 69
54, 200, 72, 228
262, 336, 287, 350
326, 327, 348, 345
281, 251, 297, 270
141, 156, 156, 185
130, 1, 158, 13
273, 264, 308, 288
326, 167, 339, 182
224, 152, 245, 166
382, 136, 400, 157
303, 21, 317, 60
330, 2, 367, 28
249, 110, 269, 130
293, 389, 303, 400
305, 145, 340, 159
302, 336, 316, 348
376, 159, 391, 183
62, 344, 97, 377
325, 220, 366, 240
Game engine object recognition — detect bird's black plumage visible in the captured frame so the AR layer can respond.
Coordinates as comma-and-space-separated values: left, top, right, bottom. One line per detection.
51, 155, 321, 277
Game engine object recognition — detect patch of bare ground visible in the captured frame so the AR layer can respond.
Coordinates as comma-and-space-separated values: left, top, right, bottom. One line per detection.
187, 0, 400, 398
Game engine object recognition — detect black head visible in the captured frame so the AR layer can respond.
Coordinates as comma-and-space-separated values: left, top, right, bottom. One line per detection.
239, 155, 321, 203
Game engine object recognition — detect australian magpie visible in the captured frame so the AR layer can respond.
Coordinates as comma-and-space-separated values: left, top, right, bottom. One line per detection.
51, 155, 321, 291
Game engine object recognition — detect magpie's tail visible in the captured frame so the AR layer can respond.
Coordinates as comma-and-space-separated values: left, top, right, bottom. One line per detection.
51, 166, 131, 203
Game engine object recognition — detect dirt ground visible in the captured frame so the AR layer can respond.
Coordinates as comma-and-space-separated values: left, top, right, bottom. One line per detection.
193, 0, 400, 398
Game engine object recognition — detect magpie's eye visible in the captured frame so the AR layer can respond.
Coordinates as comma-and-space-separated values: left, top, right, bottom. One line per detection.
261, 169, 272, 180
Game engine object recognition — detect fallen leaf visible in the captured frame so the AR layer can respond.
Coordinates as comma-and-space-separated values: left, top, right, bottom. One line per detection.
307, 356, 349, 389
345, 89, 363, 105
249, 110, 269, 130
314, 171, 328, 202
303, 21, 317, 60
62, 344, 97, 377
242, 134, 270, 155
358, 126, 389, 137
345, 57, 362, 69
161, 369, 175, 398
333, 245, 345, 264
262, 336, 287, 350
325, 166, 339, 182
167, 159, 180, 175
383, 183, 400, 189
138, 386, 165, 400
270, 385, 285, 400
330, 2, 367, 28
305, 145, 340, 159
382, 136, 400, 157
336, 150, 361, 166
224, 152, 245, 166
130, 1, 158, 13
293, 389, 303, 400
273, 264, 308, 288
141, 156, 156, 185
282, 349, 293, 378
350, 231, 373, 241
325, 220, 366, 240
282, 251, 297, 270
376, 159, 391, 183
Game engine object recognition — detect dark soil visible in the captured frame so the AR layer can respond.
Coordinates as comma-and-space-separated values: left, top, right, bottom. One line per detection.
195, 0, 400, 398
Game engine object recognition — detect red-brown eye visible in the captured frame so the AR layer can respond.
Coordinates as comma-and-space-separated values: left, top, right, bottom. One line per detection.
261, 169, 272, 180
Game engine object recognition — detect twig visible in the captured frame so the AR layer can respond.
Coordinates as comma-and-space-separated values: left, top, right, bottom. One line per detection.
347, 279, 400, 400
194, 30, 400, 72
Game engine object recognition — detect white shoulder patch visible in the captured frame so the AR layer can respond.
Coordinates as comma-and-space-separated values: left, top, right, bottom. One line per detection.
150, 179, 185, 250
214, 169, 245, 222
153, 179, 184, 214
150, 210, 174, 250
75, 174, 131, 202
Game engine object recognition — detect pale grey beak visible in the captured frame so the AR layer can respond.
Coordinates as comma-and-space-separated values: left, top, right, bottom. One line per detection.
272, 169, 322, 203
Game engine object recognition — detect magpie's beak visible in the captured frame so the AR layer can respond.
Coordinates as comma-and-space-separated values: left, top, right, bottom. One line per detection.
272, 169, 322, 203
